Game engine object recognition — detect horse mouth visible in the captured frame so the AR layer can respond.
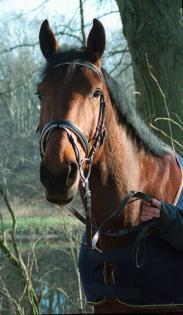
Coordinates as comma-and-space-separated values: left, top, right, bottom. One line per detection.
45, 189, 75, 205
46, 195, 74, 205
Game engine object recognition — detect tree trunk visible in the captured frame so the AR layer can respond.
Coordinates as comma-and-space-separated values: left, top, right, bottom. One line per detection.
116, 0, 183, 152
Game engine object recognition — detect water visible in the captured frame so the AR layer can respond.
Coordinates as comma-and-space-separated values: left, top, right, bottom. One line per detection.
0, 243, 87, 314
36, 282, 65, 314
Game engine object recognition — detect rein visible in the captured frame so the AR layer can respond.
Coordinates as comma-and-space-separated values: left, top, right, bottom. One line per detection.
66, 191, 155, 255
38, 60, 155, 252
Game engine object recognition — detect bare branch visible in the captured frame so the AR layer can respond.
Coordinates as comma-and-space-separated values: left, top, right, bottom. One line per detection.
145, 53, 175, 151
154, 117, 183, 130
0, 186, 40, 315
79, 0, 86, 46
115, 62, 132, 77
0, 43, 38, 55
149, 123, 183, 152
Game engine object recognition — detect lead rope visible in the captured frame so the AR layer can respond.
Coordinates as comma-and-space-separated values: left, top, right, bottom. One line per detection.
91, 191, 154, 249
66, 189, 156, 268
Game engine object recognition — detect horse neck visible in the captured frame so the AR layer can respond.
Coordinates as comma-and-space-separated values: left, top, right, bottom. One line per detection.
89, 98, 141, 227
88, 96, 181, 228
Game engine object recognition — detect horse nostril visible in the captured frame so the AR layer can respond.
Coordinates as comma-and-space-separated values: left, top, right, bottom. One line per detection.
65, 161, 78, 187
40, 160, 78, 190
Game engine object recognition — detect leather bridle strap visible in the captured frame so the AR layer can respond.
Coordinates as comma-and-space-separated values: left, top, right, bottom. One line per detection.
92, 191, 153, 249
39, 61, 106, 160
39, 93, 106, 163
40, 119, 89, 159
66, 190, 155, 253
43, 60, 105, 82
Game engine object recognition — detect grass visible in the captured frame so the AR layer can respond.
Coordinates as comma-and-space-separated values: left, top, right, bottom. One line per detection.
0, 195, 84, 248
1, 214, 83, 252
2, 214, 81, 235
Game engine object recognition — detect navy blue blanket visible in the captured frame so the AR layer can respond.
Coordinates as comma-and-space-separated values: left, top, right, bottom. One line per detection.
79, 234, 183, 305
78, 154, 183, 306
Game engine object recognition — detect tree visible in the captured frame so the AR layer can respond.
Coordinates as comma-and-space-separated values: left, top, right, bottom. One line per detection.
0, 2, 134, 313
116, 0, 183, 153
0, 187, 40, 315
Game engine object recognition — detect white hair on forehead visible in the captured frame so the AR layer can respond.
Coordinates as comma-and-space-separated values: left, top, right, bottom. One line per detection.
66, 63, 77, 79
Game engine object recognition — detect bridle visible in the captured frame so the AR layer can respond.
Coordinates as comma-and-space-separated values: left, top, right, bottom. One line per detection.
39, 61, 107, 161
38, 60, 107, 248
38, 60, 155, 257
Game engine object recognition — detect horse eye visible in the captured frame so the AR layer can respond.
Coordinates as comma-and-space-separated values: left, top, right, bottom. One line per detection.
36, 91, 43, 101
93, 89, 102, 99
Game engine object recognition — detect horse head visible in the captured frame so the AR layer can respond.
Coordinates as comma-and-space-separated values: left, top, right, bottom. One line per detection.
38, 19, 107, 204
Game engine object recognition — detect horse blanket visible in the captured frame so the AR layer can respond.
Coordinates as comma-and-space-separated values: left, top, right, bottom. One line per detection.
78, 154, 183, 306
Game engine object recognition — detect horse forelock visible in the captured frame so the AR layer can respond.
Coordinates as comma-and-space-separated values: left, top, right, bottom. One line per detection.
41, 48, 88, 80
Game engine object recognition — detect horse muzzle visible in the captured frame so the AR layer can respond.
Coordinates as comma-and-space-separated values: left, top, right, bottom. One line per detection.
40, 160, 79, 204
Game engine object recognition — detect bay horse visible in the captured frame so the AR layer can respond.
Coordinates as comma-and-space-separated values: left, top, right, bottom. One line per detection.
37, 18, 183, 313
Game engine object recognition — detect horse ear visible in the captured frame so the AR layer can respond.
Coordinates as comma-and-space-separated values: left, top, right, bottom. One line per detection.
39, 19, 59, 60
86, 19, 106, 63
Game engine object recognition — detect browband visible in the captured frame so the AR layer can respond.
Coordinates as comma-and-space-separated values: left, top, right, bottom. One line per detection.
44, 60, 104, 82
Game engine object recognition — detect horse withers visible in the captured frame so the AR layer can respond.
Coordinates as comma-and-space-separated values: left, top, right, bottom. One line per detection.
37, 18, 183, 313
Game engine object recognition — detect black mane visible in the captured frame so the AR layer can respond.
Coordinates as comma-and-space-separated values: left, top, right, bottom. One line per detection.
102, 69, 170, 156
41, 48, 170, 157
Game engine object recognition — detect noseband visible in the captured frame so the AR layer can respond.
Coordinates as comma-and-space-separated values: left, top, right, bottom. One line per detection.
40, 119, 89, 158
